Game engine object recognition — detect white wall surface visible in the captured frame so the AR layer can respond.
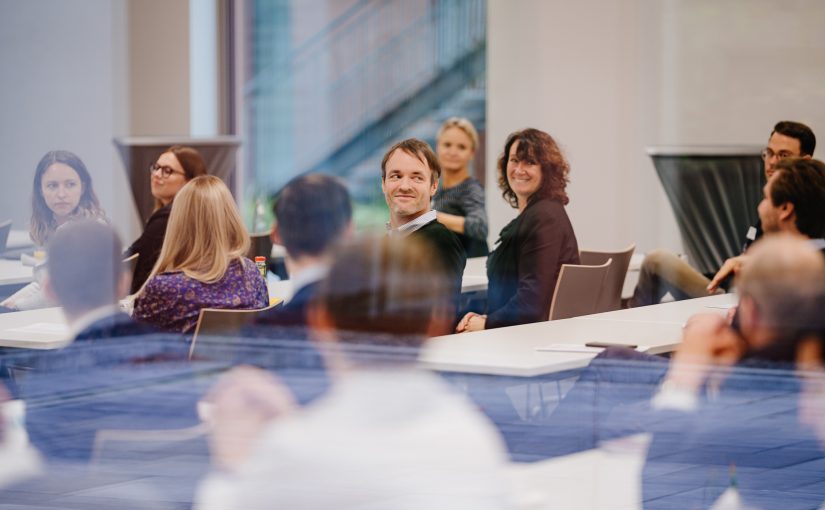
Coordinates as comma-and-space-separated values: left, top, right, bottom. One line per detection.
190, 0, 218, 136
0, 0, 137, 242
4, 0, 823, 252
128, 0, 190, 136
487, 0, 825, 255
0, 0, 196, 244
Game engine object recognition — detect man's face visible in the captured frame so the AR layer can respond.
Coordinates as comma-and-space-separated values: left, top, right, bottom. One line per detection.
381, 149, 437, 226
757, 173, 785, 233
763, 132, 802, 179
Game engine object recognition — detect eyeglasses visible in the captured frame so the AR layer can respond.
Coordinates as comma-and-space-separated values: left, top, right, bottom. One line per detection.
761, 148, 797, 161
149, 163, 184, 178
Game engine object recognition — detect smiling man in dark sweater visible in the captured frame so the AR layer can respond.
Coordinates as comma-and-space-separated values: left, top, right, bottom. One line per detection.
381, 139, 466, 326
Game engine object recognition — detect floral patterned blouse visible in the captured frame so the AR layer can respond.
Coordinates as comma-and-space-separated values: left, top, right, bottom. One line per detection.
133, 257, 268, 333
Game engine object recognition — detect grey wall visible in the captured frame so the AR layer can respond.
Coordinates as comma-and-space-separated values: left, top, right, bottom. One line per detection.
0, 0, 199, 244
0, 0, 138, 242
487, 0, 825, 255
4, 0, 823, 253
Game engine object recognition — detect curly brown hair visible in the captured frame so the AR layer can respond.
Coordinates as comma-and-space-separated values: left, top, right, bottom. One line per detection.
497, 128, 570, 209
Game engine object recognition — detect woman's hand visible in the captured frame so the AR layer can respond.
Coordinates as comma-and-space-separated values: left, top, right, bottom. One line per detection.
456, 312, 486, 333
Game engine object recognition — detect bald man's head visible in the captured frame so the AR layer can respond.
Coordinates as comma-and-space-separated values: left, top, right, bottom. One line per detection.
736, 234, 825, 349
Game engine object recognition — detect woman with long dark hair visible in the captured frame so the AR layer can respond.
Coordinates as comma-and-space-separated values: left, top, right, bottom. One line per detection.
2, 150, 107, 310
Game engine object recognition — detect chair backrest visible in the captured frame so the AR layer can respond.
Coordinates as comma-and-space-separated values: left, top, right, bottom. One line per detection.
578, 243, 635, 312
548, 259, 612, 321
247, 232, 273, 263
190, 302, 282, 359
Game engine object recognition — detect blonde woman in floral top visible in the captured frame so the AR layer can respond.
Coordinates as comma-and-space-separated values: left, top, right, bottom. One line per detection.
133, 176, 267, 333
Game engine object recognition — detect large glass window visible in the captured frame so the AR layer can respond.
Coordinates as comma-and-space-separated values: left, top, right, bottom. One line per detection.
237, 0, 487, 231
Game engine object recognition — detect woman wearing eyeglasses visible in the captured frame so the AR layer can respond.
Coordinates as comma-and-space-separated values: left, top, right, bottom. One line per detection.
125, 146, 207, 293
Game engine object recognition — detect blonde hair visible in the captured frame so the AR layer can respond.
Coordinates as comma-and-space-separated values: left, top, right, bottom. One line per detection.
143, 175, 250, 286
436, 117, 479, 151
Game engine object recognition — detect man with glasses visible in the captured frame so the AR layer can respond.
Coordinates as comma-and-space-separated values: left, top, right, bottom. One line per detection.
630, 121, 816, 307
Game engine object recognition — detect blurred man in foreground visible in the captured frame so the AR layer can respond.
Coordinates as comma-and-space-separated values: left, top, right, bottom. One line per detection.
195, 236, 508, 509
643, 234, 825, 509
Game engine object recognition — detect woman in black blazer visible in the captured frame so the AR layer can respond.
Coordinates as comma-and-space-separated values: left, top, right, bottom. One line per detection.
457, 128, 580, 331
125, 145, 207, 293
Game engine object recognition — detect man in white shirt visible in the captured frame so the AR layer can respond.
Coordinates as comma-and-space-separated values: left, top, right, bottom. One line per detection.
195, 236, 509, 510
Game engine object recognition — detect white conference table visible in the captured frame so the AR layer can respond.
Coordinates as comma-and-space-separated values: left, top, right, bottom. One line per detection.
419, 293, 738, 377
585, 292, 736, 325
0, 230, 37, 287
0, 279, 737, 378
266, 256, 491, 302
507, 434, 649, 510
0, 307, 69, 349
0, 279, 297, 349
7, 230, 34, 250
0, 260, 34, 287
0, 294, 737, 364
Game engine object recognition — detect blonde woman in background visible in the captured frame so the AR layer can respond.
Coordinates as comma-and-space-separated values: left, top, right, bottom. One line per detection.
133, 175, 268, 333
432, 117, 489, 257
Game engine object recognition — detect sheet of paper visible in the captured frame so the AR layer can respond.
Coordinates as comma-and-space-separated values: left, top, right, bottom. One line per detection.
704, 303, 736, 310
5, 322, 69, 335
535, 344, 604, 354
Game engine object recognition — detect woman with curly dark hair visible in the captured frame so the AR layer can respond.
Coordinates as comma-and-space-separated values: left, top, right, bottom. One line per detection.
456, 128, 580, 331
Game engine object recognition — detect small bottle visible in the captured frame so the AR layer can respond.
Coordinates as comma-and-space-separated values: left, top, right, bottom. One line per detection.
255, 256, 267, 278
255, 256, 270, 306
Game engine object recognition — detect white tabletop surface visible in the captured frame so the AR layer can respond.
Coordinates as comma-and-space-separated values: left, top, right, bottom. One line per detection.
420, 317, 685, 377
0, 259, 34, 286
462, 256, 488, 292
420, 294, 736, 377
585, 292, 737, 324
508, 434, 648, 509
266, 256, 492, 302
0, 307, 70, 349
7, 230, 34, 250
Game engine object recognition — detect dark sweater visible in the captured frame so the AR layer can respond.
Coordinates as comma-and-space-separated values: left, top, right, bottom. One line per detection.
126, 204, 171, 294
409, 219, 467, 319
486, 197, 579, 329
253, 281, 320, 330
